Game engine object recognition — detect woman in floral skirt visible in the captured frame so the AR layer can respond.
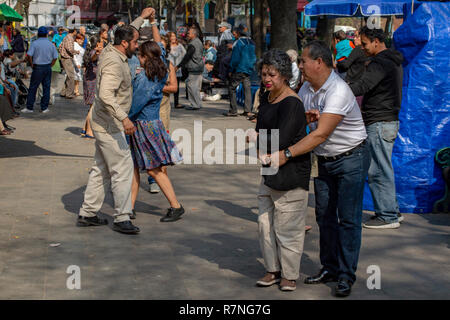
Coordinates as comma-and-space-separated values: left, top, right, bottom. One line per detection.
128, 21, 185, 223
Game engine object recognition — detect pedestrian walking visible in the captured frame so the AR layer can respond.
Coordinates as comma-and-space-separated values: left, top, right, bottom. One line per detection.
167, 31, 186, 109
21, 27, 58, 114
59, 29, 79, 99
73, 34, 85, 96
177, 27, 204, 110
81, 35, 103, 139
77, 8, 154, 234
223, 25, 256, 117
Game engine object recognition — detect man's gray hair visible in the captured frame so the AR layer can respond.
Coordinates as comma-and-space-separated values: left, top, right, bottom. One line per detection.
189, 27, 199, 37
303, 40, 333, 68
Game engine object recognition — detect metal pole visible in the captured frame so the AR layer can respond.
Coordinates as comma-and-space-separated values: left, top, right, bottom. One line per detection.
250, 0, 253, 37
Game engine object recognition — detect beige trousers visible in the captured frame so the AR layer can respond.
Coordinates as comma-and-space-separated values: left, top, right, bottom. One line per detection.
257, 180, 308, 280
60, 57, 76, 98
160, 93, 171, 131
79, 130, 133, 223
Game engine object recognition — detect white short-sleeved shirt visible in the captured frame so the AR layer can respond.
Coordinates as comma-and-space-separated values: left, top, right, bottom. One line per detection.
298, 70, 367, 157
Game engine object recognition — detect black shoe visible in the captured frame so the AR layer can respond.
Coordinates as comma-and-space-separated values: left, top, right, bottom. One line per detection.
129, 209, 136, 220
335, 278, 353, 297
223, 111, 238, 117
185, 106, 200, 110
160, 205, 185, 222
112, 220, 140, 234
77, 215, 108, 227
304, 269, 338, 284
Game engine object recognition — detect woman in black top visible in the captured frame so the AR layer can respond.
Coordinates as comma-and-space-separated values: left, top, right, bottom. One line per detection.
254, 49, 311, 292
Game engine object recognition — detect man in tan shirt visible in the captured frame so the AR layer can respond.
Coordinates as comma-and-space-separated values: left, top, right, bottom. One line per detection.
77, 7, 155, 234
59, 28, 78, 99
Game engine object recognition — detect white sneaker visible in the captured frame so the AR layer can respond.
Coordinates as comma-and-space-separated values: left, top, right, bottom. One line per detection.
41, 109, 50, 113
21, 108, 33, 113
148, 182, 160, 194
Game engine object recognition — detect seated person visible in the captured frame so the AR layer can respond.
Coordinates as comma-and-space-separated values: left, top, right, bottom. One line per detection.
202, 60, 221, 101
204, 40, 217, 62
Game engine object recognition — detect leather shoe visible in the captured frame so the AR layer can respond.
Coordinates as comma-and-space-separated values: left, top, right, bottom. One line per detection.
113, 220, 140, 234
304, 269, 338, 284
129, 209, 136, 220
160, 205, 185, 222
77, 215, 108, 227
335, 278, 352, 297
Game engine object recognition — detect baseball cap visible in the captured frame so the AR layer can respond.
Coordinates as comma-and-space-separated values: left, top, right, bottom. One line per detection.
218, 22, 231, 29
37, 26, 48, 35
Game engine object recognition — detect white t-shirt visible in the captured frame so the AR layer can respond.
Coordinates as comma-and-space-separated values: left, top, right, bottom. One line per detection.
73, 42, 85, 68
298, 70, 367, 157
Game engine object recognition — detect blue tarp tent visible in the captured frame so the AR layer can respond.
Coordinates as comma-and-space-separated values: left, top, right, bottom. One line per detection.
382, 1, 450, 213
304, 0, 416, 16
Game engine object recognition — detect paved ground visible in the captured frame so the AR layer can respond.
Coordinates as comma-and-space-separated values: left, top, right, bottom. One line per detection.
0, 76, 449, 300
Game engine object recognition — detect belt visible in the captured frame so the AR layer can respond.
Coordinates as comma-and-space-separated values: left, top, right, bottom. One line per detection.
318, 140, 366, 162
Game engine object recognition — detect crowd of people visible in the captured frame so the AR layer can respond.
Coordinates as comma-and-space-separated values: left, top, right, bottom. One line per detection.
1, 8, 405, 298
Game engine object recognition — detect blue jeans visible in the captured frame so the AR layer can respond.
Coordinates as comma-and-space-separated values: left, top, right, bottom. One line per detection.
366, 121, 400, 223
5, 80, 18, 106
314, 142, 370, 283
26, 64, 52, 111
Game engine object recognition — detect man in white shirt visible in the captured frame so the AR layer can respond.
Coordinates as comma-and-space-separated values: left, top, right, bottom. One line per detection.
270, 41, 370, 298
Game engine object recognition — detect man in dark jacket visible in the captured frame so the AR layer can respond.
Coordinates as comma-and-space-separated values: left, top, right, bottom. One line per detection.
349, 27, 404, 229
177, 27, 204, 110
11, 29, 25, 60
223, 26, 256, 117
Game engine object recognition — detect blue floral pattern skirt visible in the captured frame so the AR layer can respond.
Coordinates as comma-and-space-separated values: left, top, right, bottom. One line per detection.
129, 119, 183, 171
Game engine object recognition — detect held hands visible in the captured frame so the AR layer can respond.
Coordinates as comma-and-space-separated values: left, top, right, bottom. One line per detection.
305, 109, 320, 124
122, 117, 136, 135
141, 7, 156, 21
268, 150, 287, 169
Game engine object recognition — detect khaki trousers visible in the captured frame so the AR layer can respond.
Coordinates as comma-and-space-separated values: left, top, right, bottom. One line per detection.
160, 93, 171, 131
257, 180, 308, 280
79, 130, 133, 223
60, 57, 76, 98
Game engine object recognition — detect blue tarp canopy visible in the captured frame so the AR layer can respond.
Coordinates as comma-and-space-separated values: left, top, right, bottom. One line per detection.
305, 0, 416, 16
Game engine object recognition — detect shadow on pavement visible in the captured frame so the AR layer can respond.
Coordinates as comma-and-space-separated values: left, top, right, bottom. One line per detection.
0, 137, 91, 159
65, 126, 84, 137
62, 185, 160, 217
205, 199, 258, 222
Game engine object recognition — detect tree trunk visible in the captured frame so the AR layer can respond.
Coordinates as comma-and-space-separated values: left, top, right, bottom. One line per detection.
253, 0, 264, 58
267, 0, 298, 52
95, 0, 102, 22
316, 16, 335, 48
166, 1, 177, 31
214, 0, 225, 25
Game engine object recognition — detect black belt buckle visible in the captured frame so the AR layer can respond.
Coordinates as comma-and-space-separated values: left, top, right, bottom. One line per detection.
320, 140, 366, 162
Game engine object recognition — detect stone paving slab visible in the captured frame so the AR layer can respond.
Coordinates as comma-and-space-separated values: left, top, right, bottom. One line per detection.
0, 81, 449, 300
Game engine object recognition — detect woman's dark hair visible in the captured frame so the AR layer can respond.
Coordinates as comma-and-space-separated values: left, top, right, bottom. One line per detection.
360, 26, 386, 43
303, 40, 333, 68
161, 34, 171, 58
333, 30, 347, 41
89, 34, 100, 48
75, 33, 85, 40
139, 40, 167, 81
261, 49, 293, 83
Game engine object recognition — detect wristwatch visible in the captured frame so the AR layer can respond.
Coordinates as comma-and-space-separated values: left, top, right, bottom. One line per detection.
284, 148, 293, 161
